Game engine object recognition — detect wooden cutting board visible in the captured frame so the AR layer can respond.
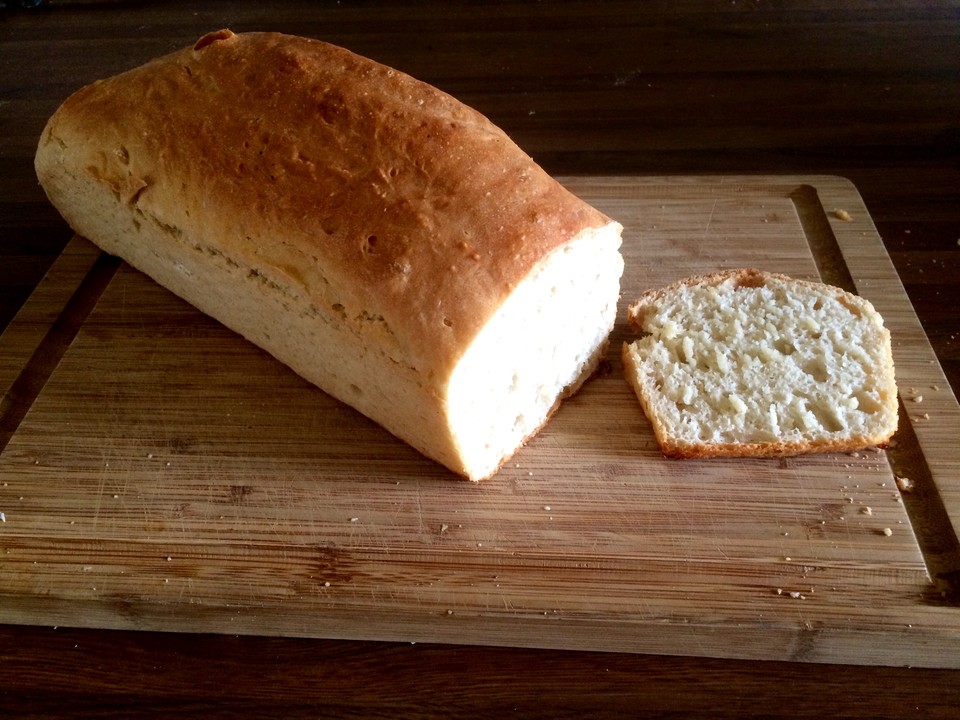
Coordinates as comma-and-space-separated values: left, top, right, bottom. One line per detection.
2, 176, 959, 668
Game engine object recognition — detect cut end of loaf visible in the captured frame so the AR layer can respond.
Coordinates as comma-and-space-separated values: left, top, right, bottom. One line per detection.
622, 269, 899, 458
447, 222, 623, 480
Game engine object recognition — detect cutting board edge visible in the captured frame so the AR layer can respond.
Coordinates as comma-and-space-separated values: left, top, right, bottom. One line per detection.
1, 595, 958, 670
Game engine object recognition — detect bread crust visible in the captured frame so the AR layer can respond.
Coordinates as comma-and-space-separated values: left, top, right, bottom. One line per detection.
38, 30, 612, 373
622, 268, 898, 459
35, 30, 620, 479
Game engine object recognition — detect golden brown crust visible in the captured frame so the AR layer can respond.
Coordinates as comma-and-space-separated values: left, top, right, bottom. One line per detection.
35, 30, 621, 480
40, 29, 613, 375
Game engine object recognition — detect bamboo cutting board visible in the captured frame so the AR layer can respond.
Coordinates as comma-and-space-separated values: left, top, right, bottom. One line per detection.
2, 176, 959, 668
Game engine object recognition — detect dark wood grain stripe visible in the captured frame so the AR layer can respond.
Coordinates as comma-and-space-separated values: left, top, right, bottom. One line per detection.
790, 184, 857, 293
0, 252, 120, 455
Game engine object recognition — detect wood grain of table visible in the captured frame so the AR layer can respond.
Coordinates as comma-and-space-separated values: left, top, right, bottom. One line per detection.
2, 1, 960, 717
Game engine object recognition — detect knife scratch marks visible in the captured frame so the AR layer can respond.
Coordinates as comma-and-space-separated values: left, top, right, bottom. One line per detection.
701, 200, 718, 248
545, 433, 573, 467
415, 477, 426, 536
91, 450, 108, 530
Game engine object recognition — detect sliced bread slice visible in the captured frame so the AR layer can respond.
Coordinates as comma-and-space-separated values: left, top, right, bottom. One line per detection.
622, 268, 898, 458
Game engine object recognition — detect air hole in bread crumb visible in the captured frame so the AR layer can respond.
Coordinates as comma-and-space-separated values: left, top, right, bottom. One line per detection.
811, 402, 844, 432
363, 235, 378, 253
774, 338, 796, 356
837, 297, 863, 318
854, 390, 882, 414
802, 357, 829, 383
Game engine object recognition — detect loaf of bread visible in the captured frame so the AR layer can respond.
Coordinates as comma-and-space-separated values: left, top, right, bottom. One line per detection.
622, 269, 898, 458
35, 30, 624, 481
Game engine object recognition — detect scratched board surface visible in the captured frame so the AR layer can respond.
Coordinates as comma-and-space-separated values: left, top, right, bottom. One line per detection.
1, 176, 958, 667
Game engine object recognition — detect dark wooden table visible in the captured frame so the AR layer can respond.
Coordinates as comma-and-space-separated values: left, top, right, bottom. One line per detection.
2, 1, 959, 717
